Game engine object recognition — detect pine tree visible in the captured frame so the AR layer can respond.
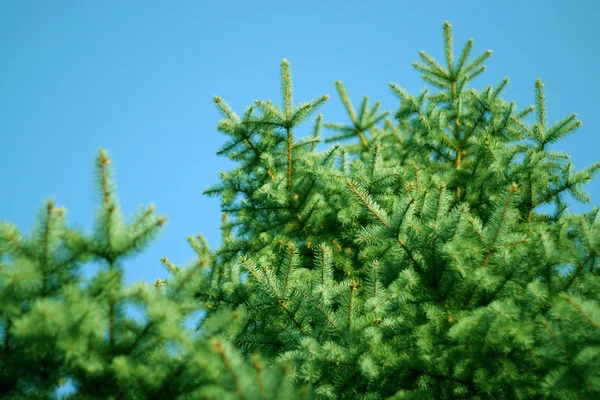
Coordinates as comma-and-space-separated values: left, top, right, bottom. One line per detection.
201, 21, 600, 399
0, 151, 301, 399
1, 21, 599, 399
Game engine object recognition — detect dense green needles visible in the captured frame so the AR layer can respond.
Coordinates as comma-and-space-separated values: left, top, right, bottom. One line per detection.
1, 21, 599, 399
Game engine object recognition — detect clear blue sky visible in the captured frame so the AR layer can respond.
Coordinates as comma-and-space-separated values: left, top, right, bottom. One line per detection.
1, 1, 599, 286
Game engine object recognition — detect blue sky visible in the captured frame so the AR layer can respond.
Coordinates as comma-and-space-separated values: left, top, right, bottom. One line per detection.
1, 0, 599, 288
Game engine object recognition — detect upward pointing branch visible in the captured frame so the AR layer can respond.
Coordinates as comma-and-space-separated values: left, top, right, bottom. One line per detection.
282, 59, 295, 191
281, 59, 293, 120
535, 79, 547, 129
336, 81, 357, 124
98, 149, 112, 205
335, 81, 368, 147
443, 21, 454, 76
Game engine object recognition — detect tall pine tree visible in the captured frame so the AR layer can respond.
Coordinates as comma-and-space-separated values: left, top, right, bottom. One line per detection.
1, 21, 598, 399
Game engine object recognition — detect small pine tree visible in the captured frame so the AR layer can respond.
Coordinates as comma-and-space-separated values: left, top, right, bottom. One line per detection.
0, 151, 300, 399
1, 21, 599, 399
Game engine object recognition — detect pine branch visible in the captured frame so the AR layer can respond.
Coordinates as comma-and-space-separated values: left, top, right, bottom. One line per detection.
481, 184, 518, 267
315, 305, 344, 339
41, 200, 53, 297
213, 339, 247, 400
281, 244, 296, 299
396, 238, 425, 277
541, 319, 572, 363
561, 253, 596, 293
336, 80, 357, 124
564, 296, 600, 332
287, 125, 293, 191
346, 179, 391, 228
281, 59, 293, 120
417, 51, 449, 80
535, 79, 546, 129
443, 21, 454, 76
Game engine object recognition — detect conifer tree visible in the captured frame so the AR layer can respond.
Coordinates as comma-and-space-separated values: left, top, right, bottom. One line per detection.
1, 21, 599, 399
199, 21, 600, 399
0, 151, 301, 399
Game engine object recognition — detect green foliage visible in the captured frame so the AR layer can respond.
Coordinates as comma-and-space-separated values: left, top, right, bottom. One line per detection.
0, 150, 300, 399
1, 21, 599, 399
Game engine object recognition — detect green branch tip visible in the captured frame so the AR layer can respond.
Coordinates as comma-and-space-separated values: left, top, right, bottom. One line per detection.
97, 149, 110, 165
